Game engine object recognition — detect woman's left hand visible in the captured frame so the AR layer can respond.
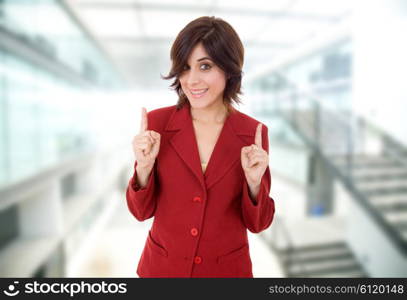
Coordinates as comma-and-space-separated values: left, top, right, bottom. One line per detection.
241, 123, 269, 187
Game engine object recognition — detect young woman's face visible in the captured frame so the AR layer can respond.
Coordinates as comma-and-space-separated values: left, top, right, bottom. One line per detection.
179, 43, 227, 110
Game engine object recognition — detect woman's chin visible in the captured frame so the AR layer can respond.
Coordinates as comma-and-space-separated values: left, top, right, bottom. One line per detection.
188, 99, 209, 108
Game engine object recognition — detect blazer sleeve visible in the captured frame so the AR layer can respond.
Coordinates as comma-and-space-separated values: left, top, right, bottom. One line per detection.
241, 124, 276, 233
126, 160, 158, 221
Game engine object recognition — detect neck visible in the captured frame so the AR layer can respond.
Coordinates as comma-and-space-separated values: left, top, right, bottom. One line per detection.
190, 101, 230, 124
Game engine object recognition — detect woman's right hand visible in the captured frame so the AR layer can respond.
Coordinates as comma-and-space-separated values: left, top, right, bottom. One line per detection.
132, 107, 161, 170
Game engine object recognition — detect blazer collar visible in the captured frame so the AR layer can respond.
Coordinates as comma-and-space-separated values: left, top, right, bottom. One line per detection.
165, 102, 254, 190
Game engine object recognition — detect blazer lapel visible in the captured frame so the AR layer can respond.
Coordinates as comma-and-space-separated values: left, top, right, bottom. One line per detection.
203, 113, 246, 190
165, 102, 255, 191
165, 103, 205, 189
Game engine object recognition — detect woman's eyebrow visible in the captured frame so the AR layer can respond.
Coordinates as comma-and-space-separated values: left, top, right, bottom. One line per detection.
197, 57, 213, 62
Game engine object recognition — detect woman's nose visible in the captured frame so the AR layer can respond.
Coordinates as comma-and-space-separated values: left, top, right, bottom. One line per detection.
186, 69, 200, 85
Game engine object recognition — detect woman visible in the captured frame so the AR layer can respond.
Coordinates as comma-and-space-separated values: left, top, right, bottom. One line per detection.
126, 16, 275, 278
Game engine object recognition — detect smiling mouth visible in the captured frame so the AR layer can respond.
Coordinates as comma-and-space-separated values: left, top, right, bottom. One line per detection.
190, 88, 208, 97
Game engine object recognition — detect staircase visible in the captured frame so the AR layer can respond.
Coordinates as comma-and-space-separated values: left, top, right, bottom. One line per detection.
281, 242, 367, 277
258, 74, 407, 277
332, 154, 407, 243
265, 215, 369, 278
281, 103, 407, 244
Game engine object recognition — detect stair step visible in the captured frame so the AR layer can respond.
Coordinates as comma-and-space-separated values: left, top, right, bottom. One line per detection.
375, 201, 407, 213
282, 252, 354, 265
339, 161, 399, 169
315, 270, 367, 278
360, 186, 407, 197
281, 241, 348, 255
281, 246, 352, 262
331, 155, 397, 166
290, 268, 366, 278
382, 210, 407, 223
354, 173, 407, 182
340, 166, 407, 178
369, 193, 407, 205
331, 154, 390, 161
280, 242, 347, 255
391, 220, 407, 231
288, 257, 358, 272
288, 261, 363, 277
355, 178, 407, 191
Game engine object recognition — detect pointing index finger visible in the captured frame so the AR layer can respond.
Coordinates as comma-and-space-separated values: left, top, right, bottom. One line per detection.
140, 107, 148, 133
255, 123, 263, 149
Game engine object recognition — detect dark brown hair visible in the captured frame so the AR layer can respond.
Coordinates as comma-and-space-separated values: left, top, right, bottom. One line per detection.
161, 16, 244, 110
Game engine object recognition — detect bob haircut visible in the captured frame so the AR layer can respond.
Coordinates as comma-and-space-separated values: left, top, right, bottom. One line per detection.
162, 16, 244, 110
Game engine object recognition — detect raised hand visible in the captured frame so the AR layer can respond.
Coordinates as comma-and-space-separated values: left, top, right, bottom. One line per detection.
241, 123, 269, 187
132, 107, 161, 169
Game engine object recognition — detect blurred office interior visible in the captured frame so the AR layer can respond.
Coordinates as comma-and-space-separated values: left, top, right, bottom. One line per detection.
1, 0, 407, 277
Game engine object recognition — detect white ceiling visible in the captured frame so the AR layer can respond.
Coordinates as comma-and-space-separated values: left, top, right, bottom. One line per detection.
69, 0, 352, 89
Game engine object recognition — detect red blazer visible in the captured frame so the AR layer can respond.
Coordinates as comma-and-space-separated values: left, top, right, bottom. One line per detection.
126, 102, 275, 278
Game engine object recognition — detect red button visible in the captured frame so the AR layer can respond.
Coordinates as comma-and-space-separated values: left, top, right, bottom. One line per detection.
194, 256, 202, 264
190, 228, 198, 236
193, 196, 202, 202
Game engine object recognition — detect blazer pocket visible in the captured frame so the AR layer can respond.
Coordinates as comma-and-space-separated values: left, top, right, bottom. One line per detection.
147, 230, 168, 258
217, 243, 249, 264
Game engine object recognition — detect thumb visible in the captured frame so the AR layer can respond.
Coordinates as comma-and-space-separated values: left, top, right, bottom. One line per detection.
241, 146, 250, 169
241, 146, 250, 159
150, 131, 161, 154
241, 146, 251, 154
151, 131, 159, 139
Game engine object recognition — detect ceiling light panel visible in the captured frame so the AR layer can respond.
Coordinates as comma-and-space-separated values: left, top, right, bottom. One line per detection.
77, 7, 143, 38
254, 18, 327, 45
136, 0, 215, 7
216, 0, 294, 12
211, 13, 275, 43
140, 10, 208, 38
291, 0, 352, 17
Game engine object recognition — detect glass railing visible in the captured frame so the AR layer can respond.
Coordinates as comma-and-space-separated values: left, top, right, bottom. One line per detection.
256, 72, 407, 255
0, 0, 121, 88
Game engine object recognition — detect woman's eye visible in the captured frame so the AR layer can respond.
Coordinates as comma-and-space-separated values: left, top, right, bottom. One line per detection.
200, 64, 211, 70
182, 64, 211, 71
